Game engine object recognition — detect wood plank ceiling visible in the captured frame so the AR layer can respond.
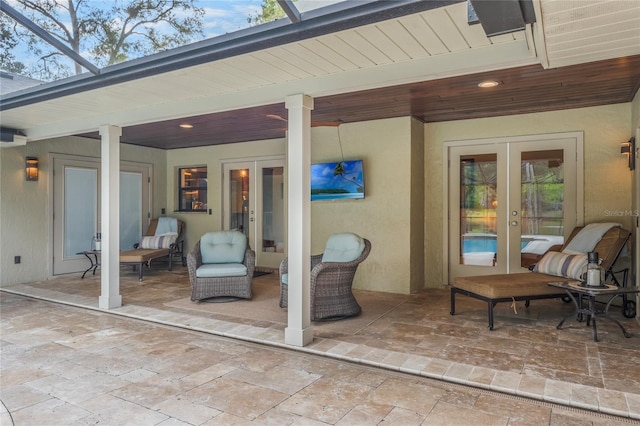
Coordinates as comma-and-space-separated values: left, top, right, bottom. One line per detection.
82, 55, 640, 150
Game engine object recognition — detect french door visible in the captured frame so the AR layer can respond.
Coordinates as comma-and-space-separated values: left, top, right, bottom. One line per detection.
447, 134, 583, 281
223, 158, 285, 268
52, 155, 150, 275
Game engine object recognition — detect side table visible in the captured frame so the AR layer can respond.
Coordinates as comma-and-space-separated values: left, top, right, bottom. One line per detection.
549, 281, 639, 342
77, 250, 100, 278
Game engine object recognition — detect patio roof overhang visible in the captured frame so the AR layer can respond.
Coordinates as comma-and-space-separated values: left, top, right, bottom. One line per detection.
0, 0, 639, 148
0, 0, 463, 110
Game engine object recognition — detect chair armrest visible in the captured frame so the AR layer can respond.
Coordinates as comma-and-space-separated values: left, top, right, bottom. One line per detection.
546, 244, 563, 253
279, 257, 288, 276
187, 241, 203, 284
310, 239, 371, 279
243, 247, 256, 277
311, 253, 323, 270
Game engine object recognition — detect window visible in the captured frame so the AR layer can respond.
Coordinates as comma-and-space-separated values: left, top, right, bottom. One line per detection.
178, 166, 207, 212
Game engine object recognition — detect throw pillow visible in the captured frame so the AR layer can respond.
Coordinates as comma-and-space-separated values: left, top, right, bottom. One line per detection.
140, 234, 177, 249
533, 251, 588, 280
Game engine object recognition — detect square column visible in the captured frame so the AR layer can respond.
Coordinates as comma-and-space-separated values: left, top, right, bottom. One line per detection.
284, 94, 314, 346
99, 125, 122, 309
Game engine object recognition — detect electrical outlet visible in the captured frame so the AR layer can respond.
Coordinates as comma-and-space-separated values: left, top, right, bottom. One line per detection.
161, 208, 166, 215
14, 256, 21, 264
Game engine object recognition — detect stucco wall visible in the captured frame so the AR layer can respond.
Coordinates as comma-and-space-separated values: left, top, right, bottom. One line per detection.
311, 118, 414, 293
410, 117, 425, 293
631, 89, 640, 317
0, 136, 166, 286
424, 103, 634, 288
3, 103, 633, 293
167, 117, 416, 294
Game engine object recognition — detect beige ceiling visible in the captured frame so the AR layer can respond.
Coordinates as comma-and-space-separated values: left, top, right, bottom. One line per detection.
1, 0, 639, 148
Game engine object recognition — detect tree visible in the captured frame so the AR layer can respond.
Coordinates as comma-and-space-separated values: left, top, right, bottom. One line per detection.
0, 13, 27, 74
247, 0, 291, 26
1, 0, 205, 80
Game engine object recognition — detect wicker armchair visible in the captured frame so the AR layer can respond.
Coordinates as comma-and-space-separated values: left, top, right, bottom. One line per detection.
279, 233, 371, 321
187, 231, 255, 301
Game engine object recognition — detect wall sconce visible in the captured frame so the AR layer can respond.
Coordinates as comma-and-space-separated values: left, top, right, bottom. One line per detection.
620, 137, 636, 171
25, 157, 39, 181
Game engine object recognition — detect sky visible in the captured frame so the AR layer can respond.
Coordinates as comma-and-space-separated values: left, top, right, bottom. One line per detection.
193, 0, 263, 38
2, 0, 342, 79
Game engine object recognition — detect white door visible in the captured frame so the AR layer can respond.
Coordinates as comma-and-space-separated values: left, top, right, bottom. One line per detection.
447, 134, 582, 281
223, 159, 285, 268
52, 156, 151, 275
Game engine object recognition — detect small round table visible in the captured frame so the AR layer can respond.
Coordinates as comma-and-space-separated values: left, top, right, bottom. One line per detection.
77, 250, 100, 278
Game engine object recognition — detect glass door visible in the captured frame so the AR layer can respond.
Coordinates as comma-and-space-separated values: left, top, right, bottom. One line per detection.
53, 156, 150, 275
508, 140, 578, 272
120, 170, 144, 251
53, 159, 100, 275
447, 136, 580, 281
223, 159, 285, 268
449, 145, 507, 278
257, 160, 285, 268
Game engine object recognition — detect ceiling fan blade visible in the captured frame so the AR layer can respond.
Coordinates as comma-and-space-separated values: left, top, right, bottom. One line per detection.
311, 121, 341, 127
267, 114, 342, 127
266, 114, 288, 122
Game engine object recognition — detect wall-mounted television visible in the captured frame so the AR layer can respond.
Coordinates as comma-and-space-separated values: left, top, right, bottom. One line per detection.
311, 159, 364, 201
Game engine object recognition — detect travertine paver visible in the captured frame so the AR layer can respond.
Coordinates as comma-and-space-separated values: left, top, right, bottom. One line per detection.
2, 273, 640, 424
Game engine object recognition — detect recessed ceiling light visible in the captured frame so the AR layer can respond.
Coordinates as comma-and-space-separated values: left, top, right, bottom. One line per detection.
478, 80, 499, 88
179, 123, 193, 129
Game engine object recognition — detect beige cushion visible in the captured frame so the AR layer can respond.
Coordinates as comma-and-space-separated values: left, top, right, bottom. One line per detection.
196, 263, 248, 278
454, 272, 573, 299
120, 248, 170, 263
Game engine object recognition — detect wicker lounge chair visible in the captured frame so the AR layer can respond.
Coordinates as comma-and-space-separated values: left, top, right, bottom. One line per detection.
279, 233, 371, 321
187, 230, 255, 301
119, 217, 185, 281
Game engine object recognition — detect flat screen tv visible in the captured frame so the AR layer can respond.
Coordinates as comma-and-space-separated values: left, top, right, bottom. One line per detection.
311, 159, 364, 201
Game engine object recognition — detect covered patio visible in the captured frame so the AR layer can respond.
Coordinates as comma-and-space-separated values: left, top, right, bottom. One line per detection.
2, 0, 640, 421
3, 265, 640, 419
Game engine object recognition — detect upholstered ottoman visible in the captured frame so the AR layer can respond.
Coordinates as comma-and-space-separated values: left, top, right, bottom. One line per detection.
120, 248, 172, 281
450, 272, 575, 330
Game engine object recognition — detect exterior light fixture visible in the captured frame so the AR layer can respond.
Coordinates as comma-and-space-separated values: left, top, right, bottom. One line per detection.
179, 123, 193, 129
478, 80, 499, 88
620, 137, 636, 170
26, 156, 38, 181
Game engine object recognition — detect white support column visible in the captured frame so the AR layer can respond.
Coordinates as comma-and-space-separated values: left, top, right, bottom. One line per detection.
99, 125, 122, 309
284, 94, 314, 346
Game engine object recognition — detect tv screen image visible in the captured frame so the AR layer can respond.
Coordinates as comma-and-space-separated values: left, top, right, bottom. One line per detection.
311, 159, 364, 201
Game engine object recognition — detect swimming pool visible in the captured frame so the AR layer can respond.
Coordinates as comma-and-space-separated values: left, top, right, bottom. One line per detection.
463, 236, 530, 253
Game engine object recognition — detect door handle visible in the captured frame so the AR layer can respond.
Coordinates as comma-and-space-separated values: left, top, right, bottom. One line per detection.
511, 221, 518, 226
